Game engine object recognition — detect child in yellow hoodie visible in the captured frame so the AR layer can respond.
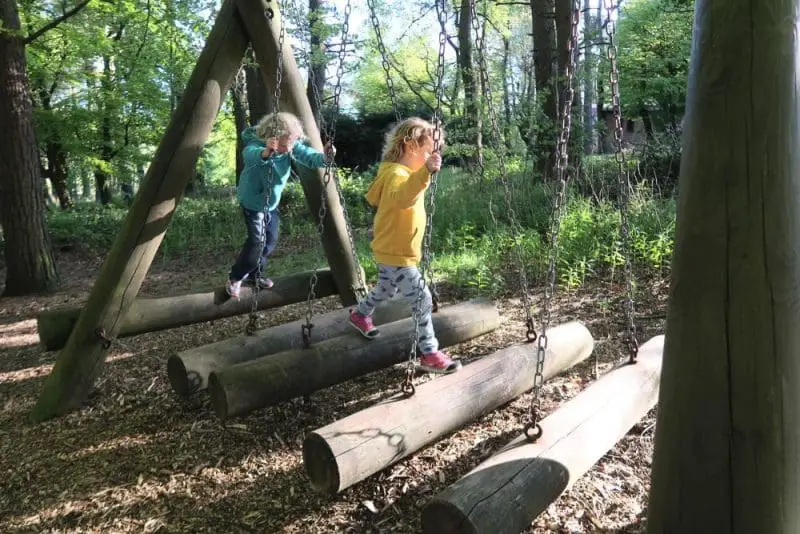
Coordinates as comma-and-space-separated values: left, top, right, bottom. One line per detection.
349, 118, 461, 374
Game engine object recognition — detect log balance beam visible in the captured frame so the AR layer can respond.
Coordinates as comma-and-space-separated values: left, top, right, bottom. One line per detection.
207, 299, 501, 420
420, 335, 664, 534
167, 297, 412, 396
36, 269, 336, 351
302, 321, 595, 494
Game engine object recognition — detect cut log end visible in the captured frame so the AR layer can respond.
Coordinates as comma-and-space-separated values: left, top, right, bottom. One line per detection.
303, 432, 340, 494
421, 501, 476, 534
167, 355, 193, 397
208, 373, 229, 420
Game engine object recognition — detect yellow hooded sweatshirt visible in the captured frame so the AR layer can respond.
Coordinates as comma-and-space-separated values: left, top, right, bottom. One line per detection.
365, 161, 432, 267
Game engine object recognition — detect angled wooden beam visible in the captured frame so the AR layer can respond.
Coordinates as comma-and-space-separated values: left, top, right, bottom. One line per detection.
235, 0, 365, 305
31, 0, 249, 421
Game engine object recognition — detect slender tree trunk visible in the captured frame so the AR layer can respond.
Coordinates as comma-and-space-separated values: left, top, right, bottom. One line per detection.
246, 49, 271, 124
306, 0, 326, 128
582, 0, 598, 154
46, 141, 71, 209
94, 54, 114, 205
0, 0, 59, 295
231, 68, 247, 183
531, 0, 557, 178
458, 0, 481, 161
502, 33, 511, 133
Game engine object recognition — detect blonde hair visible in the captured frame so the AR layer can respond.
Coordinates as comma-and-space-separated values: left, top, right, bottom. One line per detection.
381, 117, 445, 163
255, 111, 305, 140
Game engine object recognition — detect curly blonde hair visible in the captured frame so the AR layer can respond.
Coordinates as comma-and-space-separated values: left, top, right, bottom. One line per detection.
381, 117, 445, 163
255, 111, 306, 141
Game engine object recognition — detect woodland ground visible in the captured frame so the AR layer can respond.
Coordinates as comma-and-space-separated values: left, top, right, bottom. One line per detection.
0, 233, 668, 533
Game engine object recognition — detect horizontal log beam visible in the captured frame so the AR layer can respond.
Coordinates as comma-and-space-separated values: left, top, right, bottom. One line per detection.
207, 299, 502, 420
421, 335, 664, 534
36, 269, 337, 351
303, 321, 595, 494
167, 297, 412, 396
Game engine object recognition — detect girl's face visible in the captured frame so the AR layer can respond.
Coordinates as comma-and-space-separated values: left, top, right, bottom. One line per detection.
404, 136, 434, 170
276, 133, 299, 153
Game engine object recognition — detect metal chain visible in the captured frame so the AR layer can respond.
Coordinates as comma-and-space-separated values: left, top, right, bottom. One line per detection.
402, 0, 447, 398
247, 1, 285, 335
366, 0, 401, 122
302, 0, 365, 347
602, 0, 638, 364
470, 0, 536, 342
525, 0, 580, 441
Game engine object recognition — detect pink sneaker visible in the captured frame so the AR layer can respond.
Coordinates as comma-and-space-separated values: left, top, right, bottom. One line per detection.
418, 351, 461, 374
226, 279, 242, 299
349, 309, 379, 338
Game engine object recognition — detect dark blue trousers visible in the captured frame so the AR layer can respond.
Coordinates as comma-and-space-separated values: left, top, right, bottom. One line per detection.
229, 206, 280, 282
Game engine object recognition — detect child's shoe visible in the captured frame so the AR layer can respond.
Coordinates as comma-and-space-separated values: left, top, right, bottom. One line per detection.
226, 279, 242, 299
349, 309, 380, 338
252, 276, 273, 289
418, 350, 461, 374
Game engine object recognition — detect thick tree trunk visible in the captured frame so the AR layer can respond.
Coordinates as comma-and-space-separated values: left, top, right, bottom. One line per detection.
208, 299, 502, 420
306, 0, 326, 127
531, 0, 557, 178
37, 268, 335, 351
0, 0, 59, 296
46, 141, 72, 209
95, 55, 114, 205
237, 0, 365, 305
304, 321, 595, 494
422, 336, 663, 534
168, 297, 411, 396
646, 2, 800, 533
31, 0, 248, 421
458, 0, 482, 164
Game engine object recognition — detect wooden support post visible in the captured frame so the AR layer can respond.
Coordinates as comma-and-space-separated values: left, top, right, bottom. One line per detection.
235, 0, 365, 305
421, 336, 663, 534
303, 321, 595, 494
30, 0, 248, 421
207, 299, 501, 420
167, 297, 412, 396
37, 269, 337, 352
646, 2, 800, 532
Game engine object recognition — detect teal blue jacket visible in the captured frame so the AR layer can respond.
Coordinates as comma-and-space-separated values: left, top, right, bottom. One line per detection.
236, 126, 327, 212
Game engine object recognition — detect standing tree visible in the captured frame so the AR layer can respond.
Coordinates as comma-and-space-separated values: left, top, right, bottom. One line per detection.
0, 0, 84, 295
646, 0, 800, 532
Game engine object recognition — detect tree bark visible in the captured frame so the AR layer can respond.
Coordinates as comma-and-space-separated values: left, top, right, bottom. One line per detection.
306, 0, 326, 127
208, 299, 502, 420
531, 0, 557, 178
0, 0, 59, 296
168, 297, 412, 396
582, 0, 598, 154
304, 321, 595, 494
236, 0, 365, 305
31, 0, 248, 421
422, 336, 663, 534
94, 54, 114, 205
647, 2, 800, 532
458, 0, 482, 164
37, 268, 335, 351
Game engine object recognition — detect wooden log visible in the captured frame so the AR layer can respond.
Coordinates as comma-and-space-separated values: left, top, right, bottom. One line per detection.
303, 321, 595, 494
36, 269, 337, 352
646, 2, 800, 532
30, 0, 248, 422
420, 335, 664, 534
167, 297, 412, 396
235, 0, 365, 305
207, 299, 501, 420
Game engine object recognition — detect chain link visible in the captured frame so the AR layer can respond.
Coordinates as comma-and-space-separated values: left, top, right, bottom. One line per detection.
247, 1, 285, 335
403, 0, 447, 397
302, 0, 366, 347
366, 0, 401, 122
526, 0, 580, 441
470, 0, 536, 342
602, 0, 638, 364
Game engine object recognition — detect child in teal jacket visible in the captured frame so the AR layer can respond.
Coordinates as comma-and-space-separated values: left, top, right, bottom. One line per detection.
227, 111, 334, 298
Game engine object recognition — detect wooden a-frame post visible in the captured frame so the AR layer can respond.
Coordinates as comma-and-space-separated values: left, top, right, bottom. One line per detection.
646, 1, 800, 532
32, 0, 364, 421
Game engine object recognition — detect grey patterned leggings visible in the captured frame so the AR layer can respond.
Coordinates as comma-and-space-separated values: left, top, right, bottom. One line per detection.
356, 264, 438, 354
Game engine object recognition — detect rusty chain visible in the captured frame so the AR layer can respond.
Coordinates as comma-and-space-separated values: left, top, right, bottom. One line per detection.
602, 0, 639, 364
